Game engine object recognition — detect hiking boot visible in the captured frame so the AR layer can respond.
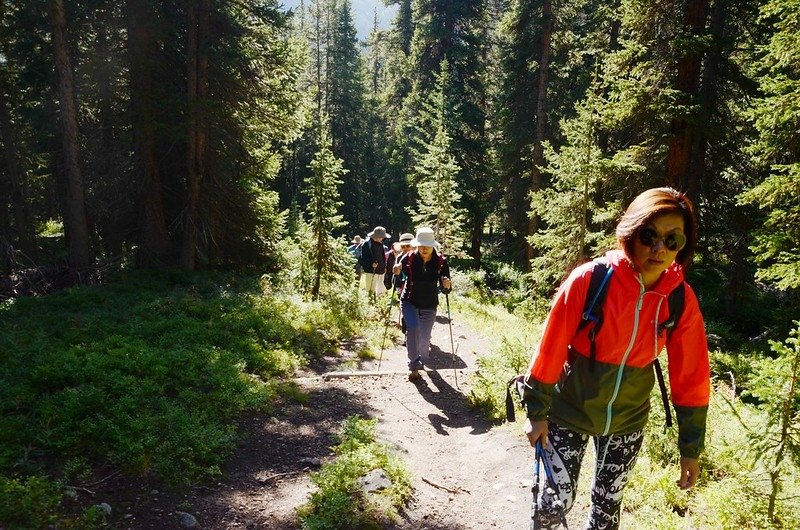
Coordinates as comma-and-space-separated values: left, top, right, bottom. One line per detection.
408, 370, 422, 382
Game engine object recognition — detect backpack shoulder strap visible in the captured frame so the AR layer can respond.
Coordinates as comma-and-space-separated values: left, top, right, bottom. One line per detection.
437, 252, 445, 274
658, 282, 686, 336
653, 281, 686, 429
577, 259, 613, 372
578, 259, 613, 331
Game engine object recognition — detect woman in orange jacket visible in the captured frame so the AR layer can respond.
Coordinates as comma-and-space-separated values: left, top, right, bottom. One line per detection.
523, 188, 710, 529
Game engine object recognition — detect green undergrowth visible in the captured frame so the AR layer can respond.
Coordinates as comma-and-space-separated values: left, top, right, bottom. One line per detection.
448, 293, 542, 421
298, 416, 412, 530
0, 269, 364, 528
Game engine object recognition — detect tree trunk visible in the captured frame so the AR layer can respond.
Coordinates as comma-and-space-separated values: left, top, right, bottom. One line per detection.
181, 0, 210, 270
597, 0, 622, 155
526, 0, 553, 268
665, 0, 710, 199
688, 0, 725, 201
50, 0, 91, 268
470, 213, 482, 269
0, 71, 37, 262
127, 0, 171, 266
94, 3, 124, 260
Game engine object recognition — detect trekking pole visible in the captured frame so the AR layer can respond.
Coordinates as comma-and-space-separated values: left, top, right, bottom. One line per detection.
367, 263, 377, 300
444, 292, 459, 389
530, 441, 542, 530
535, 441, 569, 530
377, 282, 397, 371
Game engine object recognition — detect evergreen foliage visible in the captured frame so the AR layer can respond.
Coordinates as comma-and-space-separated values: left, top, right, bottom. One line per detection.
739, 0, 800, 291
303, 120, 348, 299
408, 61, 467, 255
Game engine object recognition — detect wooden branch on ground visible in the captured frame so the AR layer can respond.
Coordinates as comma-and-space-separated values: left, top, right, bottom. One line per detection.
422, 476, 470, 494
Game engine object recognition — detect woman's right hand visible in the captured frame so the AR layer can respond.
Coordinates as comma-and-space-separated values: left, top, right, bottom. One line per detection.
524, 418, 548, 449
393, 264, 401, 275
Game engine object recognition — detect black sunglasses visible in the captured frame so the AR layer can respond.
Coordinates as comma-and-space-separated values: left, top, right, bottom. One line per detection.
638, 227, 687, 252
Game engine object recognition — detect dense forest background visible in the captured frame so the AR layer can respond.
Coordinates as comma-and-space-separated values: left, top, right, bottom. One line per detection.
0, 0, 798, 327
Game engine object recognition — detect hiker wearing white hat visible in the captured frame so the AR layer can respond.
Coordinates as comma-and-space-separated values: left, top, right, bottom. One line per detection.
359, 226, 392, 297
392, 227, 452, 381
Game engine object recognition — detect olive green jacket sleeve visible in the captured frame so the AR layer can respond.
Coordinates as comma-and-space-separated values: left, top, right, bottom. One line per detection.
522, 377, 555, 422
675, 404, 708, 458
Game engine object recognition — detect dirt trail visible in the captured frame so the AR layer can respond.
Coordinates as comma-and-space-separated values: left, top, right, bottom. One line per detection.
96, 313, 587, 529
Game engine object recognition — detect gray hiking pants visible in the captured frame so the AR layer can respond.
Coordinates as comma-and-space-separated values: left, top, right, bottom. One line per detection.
402, 302, 436, 369
533, 422, 644, 530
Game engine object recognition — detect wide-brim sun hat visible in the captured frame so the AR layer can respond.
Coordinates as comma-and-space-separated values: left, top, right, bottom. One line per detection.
351, 235, 362, 244
411, 227, 440, 250
398, 233, 414, 244
367, 226, 391, 239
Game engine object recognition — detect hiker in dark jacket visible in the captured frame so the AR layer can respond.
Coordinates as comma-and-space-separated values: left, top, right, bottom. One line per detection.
347, 235, 363, 277
392, 227, 452, 381
522, 187, 710, 530
359, 226, 391, 297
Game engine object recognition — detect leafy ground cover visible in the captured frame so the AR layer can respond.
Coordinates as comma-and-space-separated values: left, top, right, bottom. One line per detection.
0, 270, 363, 528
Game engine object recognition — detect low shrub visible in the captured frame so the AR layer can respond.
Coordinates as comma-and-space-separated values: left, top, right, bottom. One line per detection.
299, 416, 412, 530
0, 269, 362, 527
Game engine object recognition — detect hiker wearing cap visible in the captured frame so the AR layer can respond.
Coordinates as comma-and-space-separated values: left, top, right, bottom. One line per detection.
385, 232, 414, 291
347, 235, 363, 277
392, 227, 452, 381
521, 188, 710, 529
359, 226, 391, 296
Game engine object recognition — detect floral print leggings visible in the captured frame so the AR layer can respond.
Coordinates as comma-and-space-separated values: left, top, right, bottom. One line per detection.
532, 422, 645, 530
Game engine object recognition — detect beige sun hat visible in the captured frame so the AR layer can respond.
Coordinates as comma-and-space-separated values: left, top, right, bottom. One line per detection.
398, 233, 414, 244
367, 226, 391, 239
411, 227, 440, 250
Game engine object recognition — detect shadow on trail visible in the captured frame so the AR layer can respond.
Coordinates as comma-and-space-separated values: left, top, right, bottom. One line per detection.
184, 384, 376, 528
427, 343, 467, 369
413, 369, 490, 436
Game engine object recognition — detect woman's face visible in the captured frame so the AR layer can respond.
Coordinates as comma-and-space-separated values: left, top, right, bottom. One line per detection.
630, 212, 685, 285
417, 245, 434, 259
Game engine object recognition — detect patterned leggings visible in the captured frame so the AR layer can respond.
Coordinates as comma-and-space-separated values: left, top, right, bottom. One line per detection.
532, 422, 644, 530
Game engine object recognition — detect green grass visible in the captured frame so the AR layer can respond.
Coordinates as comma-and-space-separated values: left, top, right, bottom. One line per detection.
298, 416, 412, 530
0, 269, 363, 528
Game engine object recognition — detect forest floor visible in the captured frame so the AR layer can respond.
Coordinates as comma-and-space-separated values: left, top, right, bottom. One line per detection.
90, 312, 590, 529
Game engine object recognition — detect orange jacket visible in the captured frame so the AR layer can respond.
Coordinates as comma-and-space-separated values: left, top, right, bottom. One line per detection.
524, 250, 710, 457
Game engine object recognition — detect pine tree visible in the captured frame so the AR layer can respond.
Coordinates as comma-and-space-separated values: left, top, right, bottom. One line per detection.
304, 119, 347, 299
408, 62, 467, 255
403, 0, 491, 266
739, 0, 800, 291
530, 84, 624, 288
327, 0, 368, 230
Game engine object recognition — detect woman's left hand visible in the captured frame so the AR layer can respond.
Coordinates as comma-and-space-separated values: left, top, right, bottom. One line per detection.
441, 277, 452, 290
677, 457, 700, 489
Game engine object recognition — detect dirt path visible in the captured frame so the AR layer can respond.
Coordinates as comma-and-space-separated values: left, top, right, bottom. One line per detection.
96, 313, 587, 529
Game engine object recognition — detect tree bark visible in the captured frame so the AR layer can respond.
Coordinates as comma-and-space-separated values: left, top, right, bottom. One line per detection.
181, 0, 210, 270
597, 0, 622, 155
665, 0, 710, 200
0, 71, 37, 262
127, 0, 171, 266
526, 0, 553, 267
50, 0, 91, 268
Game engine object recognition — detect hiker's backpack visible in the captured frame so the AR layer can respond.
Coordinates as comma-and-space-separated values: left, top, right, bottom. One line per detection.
506, 258, 686, 427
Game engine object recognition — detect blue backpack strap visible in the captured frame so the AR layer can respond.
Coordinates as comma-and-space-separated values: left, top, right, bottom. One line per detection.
578, 260, 613, 372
